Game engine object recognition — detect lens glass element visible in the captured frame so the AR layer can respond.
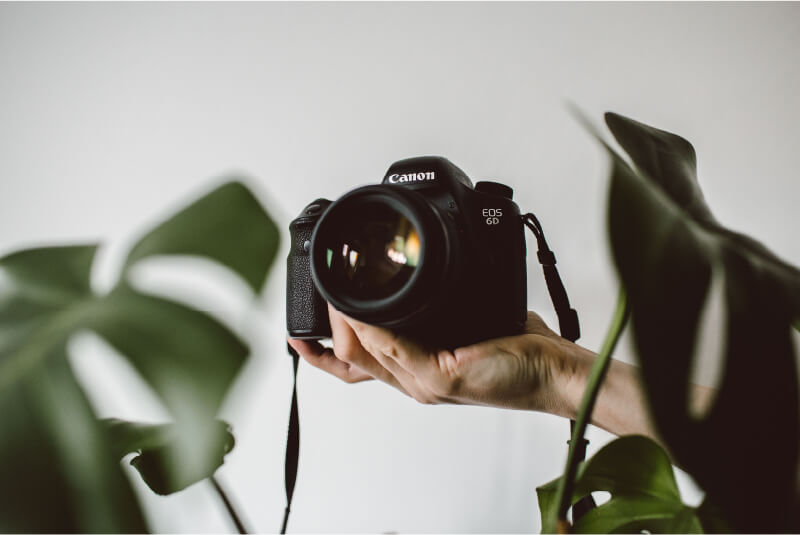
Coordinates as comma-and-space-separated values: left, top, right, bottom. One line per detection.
320, 202, 421, 300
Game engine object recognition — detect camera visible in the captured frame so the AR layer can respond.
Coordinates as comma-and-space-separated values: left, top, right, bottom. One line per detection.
286, 156, 528, 348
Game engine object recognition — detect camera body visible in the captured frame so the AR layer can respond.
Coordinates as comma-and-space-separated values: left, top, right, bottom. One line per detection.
287, 156, 527, 348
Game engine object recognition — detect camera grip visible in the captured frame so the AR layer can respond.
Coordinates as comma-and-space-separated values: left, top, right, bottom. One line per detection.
286, 202, 332, 339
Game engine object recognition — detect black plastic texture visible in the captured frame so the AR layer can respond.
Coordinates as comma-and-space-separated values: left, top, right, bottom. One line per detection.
287, 199, 332, 339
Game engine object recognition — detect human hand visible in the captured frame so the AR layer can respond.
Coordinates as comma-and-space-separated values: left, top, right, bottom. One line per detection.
287, 305, 586, 417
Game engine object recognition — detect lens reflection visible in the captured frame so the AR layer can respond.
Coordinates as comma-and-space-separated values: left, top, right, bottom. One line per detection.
322, 203, 421, 300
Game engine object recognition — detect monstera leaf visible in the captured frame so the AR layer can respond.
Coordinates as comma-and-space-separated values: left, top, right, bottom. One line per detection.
537, 436, 724, 533
0, 181, 279, 532
582, 113, 800, 532
104, 418, 235, 495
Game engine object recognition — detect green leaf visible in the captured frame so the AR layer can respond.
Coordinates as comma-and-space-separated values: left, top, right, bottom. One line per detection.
104, 418, 235, 495
603, 112, 715, 225
0, 180, 279, 531
0, 244, 96, 299
89, 287, 248, 422
605, 112, 800, 307
122, 180, 280, 293
536, 477, 560, 533
537, 436, 703, 534
595, 112, 800, 532
0, 246, 100, 391
574, 435, 681, 502
0, 351, 147, 532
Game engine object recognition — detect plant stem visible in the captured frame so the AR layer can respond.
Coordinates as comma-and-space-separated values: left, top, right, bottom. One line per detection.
211, 476, 249, 534
552, 288, 629, 531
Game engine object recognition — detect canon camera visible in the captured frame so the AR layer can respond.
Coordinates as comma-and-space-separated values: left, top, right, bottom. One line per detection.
286, 156, 528, 348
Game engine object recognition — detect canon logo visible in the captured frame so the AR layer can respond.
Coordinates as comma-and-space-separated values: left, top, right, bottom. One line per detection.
387, 171, 435, 184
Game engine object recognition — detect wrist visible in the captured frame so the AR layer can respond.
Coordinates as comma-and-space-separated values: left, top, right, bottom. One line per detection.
552, 341, 661, 440
547, 338, 595, 421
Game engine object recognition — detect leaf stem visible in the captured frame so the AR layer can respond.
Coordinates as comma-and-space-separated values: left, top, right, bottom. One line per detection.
211, 476, 249, 534
552, 288, 629, 531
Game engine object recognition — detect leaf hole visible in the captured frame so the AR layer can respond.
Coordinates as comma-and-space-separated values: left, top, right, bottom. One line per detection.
68, 331, 172, 422
126, 255, 254, 336
687, 263, 726, 419
591, 490, 611, 505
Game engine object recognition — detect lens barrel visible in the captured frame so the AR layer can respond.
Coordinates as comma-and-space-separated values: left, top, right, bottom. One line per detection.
310, 185, 453, 328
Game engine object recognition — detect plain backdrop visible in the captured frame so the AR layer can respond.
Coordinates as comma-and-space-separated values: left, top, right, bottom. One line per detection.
1, 2, 799, 533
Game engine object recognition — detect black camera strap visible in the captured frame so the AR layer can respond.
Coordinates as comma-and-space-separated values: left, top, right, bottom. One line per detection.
523, 212, 596, 520
281, 343, 301, 534
522, 213, 580, 343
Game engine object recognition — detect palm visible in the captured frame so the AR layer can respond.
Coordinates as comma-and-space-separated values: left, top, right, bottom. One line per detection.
444, 312, 564, 410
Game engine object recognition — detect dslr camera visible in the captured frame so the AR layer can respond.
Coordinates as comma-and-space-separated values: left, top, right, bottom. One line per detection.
286, 156, 528, 348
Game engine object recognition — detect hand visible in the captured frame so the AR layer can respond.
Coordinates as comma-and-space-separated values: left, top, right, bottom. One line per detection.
287, 305, 583, 417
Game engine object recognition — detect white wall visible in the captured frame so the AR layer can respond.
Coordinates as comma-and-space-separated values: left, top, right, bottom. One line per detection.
1, 2, 799, 533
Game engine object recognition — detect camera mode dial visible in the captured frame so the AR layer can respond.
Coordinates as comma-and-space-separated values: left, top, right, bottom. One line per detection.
475, 181, 513, 199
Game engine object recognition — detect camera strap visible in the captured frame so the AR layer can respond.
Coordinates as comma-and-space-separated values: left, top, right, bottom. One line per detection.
523, 212, 596, 520
281, 343, 301, 534
522, 213, 580, 343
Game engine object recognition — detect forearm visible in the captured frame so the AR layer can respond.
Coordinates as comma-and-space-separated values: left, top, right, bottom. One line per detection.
555, 343, 714, 443
563, 344, 660, 440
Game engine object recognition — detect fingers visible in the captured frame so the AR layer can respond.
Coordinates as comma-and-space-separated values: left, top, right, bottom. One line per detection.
288, 338, 372, 384
287, 306, 416, 398
327, 305, 414, 396
291, 305, 475, 405
337, 313, 460, 404
337, 314, 433, 375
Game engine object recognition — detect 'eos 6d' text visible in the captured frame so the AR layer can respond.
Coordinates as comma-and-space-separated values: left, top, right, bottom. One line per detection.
483, 208, 503, 225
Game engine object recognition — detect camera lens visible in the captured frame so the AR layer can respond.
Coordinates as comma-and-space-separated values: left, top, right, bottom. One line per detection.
310, 185, 451, 325
320, 202, 421, 300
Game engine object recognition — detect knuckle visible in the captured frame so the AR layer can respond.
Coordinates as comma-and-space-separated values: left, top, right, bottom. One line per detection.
382, 344, 400, 360
431, 351, 462, 398
334, 339, 358, 363
379, 333, 402, 360
412, 391, 439, 405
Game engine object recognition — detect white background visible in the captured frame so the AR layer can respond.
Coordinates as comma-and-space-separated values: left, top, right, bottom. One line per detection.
1, 2, 799, 533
